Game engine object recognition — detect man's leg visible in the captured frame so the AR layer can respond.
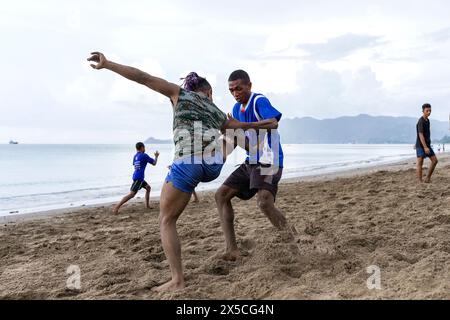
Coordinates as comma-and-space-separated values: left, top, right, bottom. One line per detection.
257, 189, 298, 244
417, 157, 424, 183
145, 185, 151, 208
112, 191, 137, 214
153, 181, 191, 292
256, 189, 287, 230
215, 185, 241, 261
425, 155, 438, 183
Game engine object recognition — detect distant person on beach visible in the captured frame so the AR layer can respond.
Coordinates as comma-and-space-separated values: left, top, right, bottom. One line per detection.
215, 70, 295, 261
113, 142, 159, 214
88, 52, 278, 292
416, 103, 438, 183
191, 190, 199, 203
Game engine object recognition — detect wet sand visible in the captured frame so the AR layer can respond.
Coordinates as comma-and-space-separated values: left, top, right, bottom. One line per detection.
1, 155, 449, 300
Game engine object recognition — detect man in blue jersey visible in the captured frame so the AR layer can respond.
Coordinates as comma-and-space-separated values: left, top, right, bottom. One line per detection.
113, 142, 159, 214
215, 70, 294, 261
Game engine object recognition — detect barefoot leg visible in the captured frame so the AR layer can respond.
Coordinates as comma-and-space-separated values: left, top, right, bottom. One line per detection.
153, 182, 191, 292
112, 192, 136, 214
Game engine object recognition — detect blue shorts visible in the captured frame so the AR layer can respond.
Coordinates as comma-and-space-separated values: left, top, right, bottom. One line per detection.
416, 147, 435, 158
166, 154, 224, 194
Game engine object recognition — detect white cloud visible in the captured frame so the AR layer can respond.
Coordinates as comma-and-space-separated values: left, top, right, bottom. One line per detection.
297, 34, 384, 62
1, 0, 450, 144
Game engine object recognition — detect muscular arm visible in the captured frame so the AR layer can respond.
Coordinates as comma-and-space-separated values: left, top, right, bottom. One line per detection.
222, 116, 278, 131
221, 116, 278, 155
88, 52, 180, 105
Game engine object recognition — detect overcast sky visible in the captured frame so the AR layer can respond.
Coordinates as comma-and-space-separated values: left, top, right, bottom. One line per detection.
1, 0, 449, 143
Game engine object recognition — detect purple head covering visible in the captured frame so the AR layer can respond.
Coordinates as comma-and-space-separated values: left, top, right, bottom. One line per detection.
182, 72, 201, 91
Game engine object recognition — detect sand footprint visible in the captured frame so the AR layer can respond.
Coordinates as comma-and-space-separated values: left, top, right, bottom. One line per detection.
240, 238, 256, 251
203, 258, 231, 276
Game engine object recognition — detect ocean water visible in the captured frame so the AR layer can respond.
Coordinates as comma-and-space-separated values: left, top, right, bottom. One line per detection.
0, 144, 417, 216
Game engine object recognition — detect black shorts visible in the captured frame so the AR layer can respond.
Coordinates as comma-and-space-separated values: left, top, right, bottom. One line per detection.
130, 180, 149, 193
223, 163, 283, 201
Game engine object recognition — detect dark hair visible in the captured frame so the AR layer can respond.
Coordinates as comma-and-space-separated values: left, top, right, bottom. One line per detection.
422, 103, 431, 111
136, 142, 145, 150
228, 70, 251, 83
181, 72, 211, 92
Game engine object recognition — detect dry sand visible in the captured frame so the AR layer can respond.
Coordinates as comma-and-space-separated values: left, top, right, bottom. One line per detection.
1, 155, 449, 300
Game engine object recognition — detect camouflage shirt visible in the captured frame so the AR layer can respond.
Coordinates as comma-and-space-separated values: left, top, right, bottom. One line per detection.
173, 88, 227, 160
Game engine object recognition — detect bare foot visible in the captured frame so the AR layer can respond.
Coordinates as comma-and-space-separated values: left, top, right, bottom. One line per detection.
221, 250, 240, 261
424, 177, 431, 183
112, 207, 119, 215
152, 279, 185, 292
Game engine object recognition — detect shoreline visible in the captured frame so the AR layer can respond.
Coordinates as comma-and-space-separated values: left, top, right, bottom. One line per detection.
2, 154, 446, 224
0, 144, 431, 220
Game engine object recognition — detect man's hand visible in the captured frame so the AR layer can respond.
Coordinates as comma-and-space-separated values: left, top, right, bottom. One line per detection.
425, 147, 431, 155
87, 52, 108, 70
224, 113, 247, 130
154, 151, 160, 158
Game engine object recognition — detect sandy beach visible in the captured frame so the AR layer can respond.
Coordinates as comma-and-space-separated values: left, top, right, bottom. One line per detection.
1, 155, 449, 300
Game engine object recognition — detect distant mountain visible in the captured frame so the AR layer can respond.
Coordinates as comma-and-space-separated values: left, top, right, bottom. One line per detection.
279, 114, 449, 144
145, 137, 172, 144
438, 135, 450, 143
144, 115, 448, 145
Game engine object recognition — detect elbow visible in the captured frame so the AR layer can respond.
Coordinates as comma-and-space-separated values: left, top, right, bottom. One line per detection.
137, 72, 151, 85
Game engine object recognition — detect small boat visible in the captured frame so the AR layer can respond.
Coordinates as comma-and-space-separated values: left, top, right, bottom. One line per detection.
9, 140, 18, 145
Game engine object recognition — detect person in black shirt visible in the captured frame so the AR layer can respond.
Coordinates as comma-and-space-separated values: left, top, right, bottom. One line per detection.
416, 103, 438, 183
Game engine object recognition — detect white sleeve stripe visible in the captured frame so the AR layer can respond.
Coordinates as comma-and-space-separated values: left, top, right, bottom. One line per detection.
253, 95, 265, 121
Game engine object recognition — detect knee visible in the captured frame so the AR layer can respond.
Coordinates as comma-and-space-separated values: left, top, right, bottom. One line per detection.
434, 158, 439, 165
257, 196, 273, 212
159, 203, 177, 227
159, 211, 177, 228
215, 188, 230, 205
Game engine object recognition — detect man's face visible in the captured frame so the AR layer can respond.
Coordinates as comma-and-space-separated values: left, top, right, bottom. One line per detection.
423, 108, 432, 118
228, 79, 252, 104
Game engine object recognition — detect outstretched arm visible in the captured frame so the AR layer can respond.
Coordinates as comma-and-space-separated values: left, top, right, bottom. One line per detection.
87, 52, 180, 105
